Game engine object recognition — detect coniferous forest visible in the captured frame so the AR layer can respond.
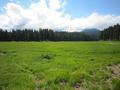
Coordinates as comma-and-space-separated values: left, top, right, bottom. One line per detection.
101, 24, 120, 40
0, 29, 100, 41
0, 24, 120, 41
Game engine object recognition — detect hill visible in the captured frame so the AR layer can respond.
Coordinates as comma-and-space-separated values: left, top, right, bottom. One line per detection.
81, 28, 101, 40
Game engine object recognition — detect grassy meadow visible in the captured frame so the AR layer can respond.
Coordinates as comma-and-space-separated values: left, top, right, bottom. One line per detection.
0, 41, 120, 90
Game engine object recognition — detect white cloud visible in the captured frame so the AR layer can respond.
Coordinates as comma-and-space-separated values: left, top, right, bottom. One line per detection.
48, 0, 67, 10
0, 0, 120, 31
69, 13, 120, 31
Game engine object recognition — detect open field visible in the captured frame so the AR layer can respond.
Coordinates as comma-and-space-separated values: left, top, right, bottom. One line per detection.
0, 42, 120, 90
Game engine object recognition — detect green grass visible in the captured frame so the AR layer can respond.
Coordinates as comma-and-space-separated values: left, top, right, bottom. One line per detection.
0, 41, 120, 90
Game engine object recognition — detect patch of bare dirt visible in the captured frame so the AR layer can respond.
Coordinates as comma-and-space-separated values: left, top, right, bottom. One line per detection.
105, 64, 120, 89
33, 76, 42, 90
74, 82, 82, 90
74, 79, 87, 90
108, 64, 120, 78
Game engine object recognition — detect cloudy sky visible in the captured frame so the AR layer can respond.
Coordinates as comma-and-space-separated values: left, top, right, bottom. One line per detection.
0, 0, 120, 31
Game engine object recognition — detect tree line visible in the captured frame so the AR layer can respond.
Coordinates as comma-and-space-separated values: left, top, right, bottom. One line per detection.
0, 28, 99, 41
0, 24, 120, 41
101, 24, 120, 40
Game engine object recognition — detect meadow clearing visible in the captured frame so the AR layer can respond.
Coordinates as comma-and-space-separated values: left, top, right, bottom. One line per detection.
0, 42, 120, 90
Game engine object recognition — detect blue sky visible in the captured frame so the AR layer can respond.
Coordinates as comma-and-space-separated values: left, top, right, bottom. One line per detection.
66, 0, 120, 17
0, 0, 120, 31
0, 0, 120, 17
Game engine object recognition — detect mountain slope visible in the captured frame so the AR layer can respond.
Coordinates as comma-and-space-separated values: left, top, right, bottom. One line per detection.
81, 28, 101, 40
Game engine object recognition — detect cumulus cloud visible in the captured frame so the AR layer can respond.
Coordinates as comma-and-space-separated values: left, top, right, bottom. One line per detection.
69, 13, 120, 31
48, 0, 66, 10
0, 0, 120, 31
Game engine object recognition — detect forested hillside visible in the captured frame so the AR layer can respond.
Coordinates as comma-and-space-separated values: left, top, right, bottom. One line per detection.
101, 24, 120, 40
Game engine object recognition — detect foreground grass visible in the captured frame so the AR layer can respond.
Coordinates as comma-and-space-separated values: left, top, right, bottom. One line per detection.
0, 41, 120, 90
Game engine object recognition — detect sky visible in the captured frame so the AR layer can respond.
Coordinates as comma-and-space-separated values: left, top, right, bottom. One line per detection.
0, 0, 120, 31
